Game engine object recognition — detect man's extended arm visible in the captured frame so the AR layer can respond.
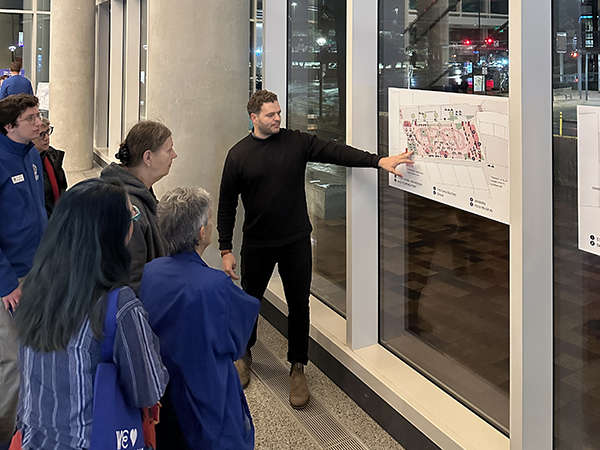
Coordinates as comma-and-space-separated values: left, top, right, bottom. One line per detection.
304, 131, 412, 173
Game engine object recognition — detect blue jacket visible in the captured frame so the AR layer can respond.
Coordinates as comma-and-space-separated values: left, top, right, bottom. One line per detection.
0, 134, 47, 296
140, 252, 260, 450
0, 74, 34, 98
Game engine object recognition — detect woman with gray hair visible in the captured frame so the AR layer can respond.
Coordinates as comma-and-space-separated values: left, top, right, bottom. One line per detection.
139, 187, 260, 450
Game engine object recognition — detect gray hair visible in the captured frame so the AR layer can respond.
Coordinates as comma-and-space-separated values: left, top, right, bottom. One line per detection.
157, 186, 212, 255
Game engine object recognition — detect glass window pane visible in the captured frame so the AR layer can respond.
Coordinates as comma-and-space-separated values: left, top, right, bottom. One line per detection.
250, 1, 263, 95
402, 0, 508, 92
37, 0, 50, 11
249, 22, 254, 96
461, 0, 480, 13
256, 23, 263, 91
0, 13, 33, 79
0, 0, 33, 9
379, 0, 509, 432
139, 0, 148, 120
490, 0, 507, 15
288, 0, 348, 316
94, 3, 110, 149
553, 0, 600, 447
36, 14, 50, 84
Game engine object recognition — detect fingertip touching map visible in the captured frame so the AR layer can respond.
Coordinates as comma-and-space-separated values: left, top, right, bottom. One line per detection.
388, 89, 510, 224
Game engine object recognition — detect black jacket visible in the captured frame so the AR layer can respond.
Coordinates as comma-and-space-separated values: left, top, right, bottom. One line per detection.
39, 146, 67, 218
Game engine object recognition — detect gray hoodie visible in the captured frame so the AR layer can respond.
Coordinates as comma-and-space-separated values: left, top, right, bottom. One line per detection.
100, 162, 166, 293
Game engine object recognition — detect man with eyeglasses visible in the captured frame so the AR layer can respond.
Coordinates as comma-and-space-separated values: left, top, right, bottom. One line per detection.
32, 117, 67, 218
0, 93, 46, 450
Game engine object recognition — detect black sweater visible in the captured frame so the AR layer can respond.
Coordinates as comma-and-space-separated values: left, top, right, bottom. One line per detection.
217, 128, 382, 250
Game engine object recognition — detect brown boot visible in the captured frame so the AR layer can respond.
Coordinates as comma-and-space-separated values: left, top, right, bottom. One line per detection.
235, 351, 252, 389
289, 363, 310, 409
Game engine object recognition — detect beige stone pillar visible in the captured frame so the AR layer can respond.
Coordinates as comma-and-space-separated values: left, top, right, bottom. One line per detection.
49, 2, 95, 171
147, 0, 249, 266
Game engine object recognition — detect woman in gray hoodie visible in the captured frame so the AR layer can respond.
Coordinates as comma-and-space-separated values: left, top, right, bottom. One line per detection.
100, 120, 177, 292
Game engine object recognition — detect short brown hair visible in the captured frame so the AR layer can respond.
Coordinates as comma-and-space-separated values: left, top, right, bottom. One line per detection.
115, 120, 172, 167
0, 94, 39, 135
10, 61, 21, 73
247, 90, 278, 116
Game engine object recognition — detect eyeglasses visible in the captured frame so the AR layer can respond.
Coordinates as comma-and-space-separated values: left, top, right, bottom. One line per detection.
38, 126, 54, 140
131, 204, 141, 222
18, 112, 43, 125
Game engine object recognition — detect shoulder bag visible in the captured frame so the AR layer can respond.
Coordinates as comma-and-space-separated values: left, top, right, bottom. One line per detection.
89, 289, 144, 450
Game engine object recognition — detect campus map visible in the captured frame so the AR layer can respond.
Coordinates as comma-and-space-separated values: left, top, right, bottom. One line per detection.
401, 105, 484, 161
388, 89, 510, 225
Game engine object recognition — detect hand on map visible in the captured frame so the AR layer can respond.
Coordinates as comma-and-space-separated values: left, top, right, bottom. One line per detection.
378, 150, 414, 176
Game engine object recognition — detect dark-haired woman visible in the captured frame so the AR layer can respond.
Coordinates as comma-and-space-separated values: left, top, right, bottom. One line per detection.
100, 120, 177, 292
14, 177, 169, 450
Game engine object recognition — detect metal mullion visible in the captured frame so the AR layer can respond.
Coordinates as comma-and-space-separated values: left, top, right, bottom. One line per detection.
508, 0, 553, 445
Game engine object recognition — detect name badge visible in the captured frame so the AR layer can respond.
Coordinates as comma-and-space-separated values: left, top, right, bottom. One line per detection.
11, 174, 25, 184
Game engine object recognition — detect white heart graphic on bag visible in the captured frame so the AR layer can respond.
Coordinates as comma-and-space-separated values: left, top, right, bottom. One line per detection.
130, 428, 138, 447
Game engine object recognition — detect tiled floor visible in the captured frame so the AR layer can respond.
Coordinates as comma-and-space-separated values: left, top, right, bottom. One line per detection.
246, 316, 406, 450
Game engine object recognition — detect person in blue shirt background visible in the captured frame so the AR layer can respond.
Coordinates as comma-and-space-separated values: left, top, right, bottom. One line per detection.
140, 186, 260, 450
0, 62, 33, 99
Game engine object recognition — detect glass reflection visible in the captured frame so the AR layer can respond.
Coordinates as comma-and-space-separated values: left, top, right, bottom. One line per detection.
250, 0, 263, 95
0, 13, 32, 79
378, 0, 509, 431
0, 0, 33, 9
380, 0, 508, 94
288, 0, 347, 315
37, 0, 49, 11
139, 0, 148, 120
553, 0, 600, 447
36, 14, 49, 84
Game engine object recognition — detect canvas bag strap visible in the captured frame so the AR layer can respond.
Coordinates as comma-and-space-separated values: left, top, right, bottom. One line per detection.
100, 288, 119, 363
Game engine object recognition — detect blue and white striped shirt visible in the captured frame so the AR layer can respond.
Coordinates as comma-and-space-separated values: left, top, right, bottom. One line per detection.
17, 287, 169, 450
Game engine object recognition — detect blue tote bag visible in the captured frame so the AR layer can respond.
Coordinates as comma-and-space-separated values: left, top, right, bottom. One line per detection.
90, 289, 144, 450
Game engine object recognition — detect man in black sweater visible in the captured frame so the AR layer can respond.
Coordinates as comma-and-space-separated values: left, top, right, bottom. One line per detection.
217, 90, 412, 409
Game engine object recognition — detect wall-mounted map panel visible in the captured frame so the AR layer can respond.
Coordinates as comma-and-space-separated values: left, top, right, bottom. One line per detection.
388, 88, 510, 224
577, 105, 600, 256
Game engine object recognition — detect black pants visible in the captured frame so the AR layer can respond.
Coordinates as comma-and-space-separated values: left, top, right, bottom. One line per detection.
155, 383, 191, 450
241, 236, 312, 365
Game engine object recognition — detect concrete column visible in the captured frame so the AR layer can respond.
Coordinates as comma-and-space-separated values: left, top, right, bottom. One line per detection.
49, 2, 95, 171
147, 0, 249, 266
